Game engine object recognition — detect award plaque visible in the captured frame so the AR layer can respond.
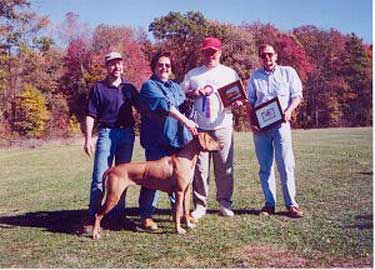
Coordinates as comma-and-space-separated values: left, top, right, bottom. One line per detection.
217, 80, 247, 107
253, 97, 284, 131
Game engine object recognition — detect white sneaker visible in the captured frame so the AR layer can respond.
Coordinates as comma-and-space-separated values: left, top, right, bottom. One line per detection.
191, 204, 207, 219
220, 205, 234, 217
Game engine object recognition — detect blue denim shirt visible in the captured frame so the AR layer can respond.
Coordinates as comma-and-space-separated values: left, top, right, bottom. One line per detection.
247, 65, 303, 111
139, 74, 193, 150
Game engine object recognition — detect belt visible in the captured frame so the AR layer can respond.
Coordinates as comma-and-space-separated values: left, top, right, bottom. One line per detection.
100, 125, 130, 129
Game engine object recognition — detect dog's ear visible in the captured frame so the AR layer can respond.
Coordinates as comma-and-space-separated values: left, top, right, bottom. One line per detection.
205, 133, 221, 151
197, 132, 206, 151
197, 132, 220, 152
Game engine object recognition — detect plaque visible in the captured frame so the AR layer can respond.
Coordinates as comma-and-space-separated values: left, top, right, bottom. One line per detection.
217, 80, 247, 107
253, 97, 284, 131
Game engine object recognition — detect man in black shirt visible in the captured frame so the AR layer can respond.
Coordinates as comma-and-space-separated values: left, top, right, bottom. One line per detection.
82, 52, 138, 233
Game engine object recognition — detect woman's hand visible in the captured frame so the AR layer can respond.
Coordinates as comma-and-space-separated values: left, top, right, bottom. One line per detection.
184, 118, 199, 135
169, 105, 199, 135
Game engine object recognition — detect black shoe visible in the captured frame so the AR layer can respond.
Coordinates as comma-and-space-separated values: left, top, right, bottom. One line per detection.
260, 205, 275, 216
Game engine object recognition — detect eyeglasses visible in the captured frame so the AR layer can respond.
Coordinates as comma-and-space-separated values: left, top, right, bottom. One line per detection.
157, 63, 171, 68
260, 52, 275, 59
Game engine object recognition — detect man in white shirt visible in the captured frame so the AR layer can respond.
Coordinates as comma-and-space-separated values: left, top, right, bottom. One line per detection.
181, 37, 239, 219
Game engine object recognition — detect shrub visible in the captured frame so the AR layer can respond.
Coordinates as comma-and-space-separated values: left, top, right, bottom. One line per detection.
11, 84, 50, 137
67, 115, 81, 136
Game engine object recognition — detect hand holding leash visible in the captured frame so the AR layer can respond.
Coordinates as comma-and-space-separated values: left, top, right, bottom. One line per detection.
184, 118, 199, 135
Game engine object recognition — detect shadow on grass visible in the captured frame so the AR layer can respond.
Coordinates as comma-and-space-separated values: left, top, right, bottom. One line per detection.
210, 208, 259, 215
0, 207, 265, 236
231, 208, 294, 218
0, 209, 87, 234
358, 171, 373, 176
345, 214, 373, 230
0, 207, 173, 235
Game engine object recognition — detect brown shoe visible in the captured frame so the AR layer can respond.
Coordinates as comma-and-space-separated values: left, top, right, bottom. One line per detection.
260, 205, 275, 216
140, 218, 158, 231
288, 206, 303, 218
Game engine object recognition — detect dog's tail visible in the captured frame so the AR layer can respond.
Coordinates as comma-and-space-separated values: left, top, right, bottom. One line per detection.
101, 167, 113, 194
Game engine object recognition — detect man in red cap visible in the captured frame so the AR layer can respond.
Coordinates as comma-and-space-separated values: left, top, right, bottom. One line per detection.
181, 37, 240, 219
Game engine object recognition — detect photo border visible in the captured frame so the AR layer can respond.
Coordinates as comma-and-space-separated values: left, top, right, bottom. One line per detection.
217, 80, 247, 107
253, 97, 284, 131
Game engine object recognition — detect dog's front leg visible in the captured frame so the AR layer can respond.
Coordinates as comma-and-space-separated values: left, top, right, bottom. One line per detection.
175, 190, 186, 234
93, 213, 104, 240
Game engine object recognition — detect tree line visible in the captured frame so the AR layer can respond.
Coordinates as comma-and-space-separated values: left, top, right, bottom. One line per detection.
0, 1, 372, 140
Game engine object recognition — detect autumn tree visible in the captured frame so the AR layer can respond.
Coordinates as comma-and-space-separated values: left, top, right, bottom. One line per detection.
149, 11, 210, 82
60, 36, 91, 125
59, 22, 150, 132
293, 26, 368, 127
0, 0, 51, 136
150, 13, 258, 81
341, 33, 372, 126
13, 41, 71, 135
205, 22, 257, 80
87, 24, 151, 134
149, 11, 259, 130
294, 26, 340, 127
1, 7, 372, 139
239, 23, 312, 127
55, 11, 91, 46
0, 0, 49, 96
205, 22, 257, 130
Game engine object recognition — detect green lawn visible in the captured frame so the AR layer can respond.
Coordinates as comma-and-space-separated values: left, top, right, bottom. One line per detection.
0, 127, 372, 268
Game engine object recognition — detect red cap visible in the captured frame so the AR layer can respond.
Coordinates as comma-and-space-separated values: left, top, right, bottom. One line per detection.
200, 37, 221, 51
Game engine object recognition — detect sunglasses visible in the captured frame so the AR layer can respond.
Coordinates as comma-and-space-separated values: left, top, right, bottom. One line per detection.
157, 63, 171, 68
260, 52, 275, 59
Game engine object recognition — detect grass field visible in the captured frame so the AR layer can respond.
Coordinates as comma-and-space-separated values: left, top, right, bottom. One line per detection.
0, 127, 372, 268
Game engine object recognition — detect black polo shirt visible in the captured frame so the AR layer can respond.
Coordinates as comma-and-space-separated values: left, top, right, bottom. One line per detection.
86, 78, 138, 129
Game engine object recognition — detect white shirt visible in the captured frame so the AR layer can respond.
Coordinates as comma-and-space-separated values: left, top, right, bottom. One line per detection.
181, 64, 239, 130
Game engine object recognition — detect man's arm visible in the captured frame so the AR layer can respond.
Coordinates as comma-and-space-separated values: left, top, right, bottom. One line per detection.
284, 96, 302, 122
185, 88, 204, 98
284, 67, 303, 122
84, 115, 95, 157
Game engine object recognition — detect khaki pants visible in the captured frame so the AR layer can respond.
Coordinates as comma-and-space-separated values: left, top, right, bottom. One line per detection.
193, 125, 234, 209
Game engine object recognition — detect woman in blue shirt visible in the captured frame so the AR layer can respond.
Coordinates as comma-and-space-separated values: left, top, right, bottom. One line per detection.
137, 51, 198, 231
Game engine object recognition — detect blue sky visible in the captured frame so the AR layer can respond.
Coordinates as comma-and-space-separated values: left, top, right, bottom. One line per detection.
30, 0, 372, 43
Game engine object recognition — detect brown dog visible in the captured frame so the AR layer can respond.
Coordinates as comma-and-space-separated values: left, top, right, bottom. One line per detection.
92, 132, 221, 239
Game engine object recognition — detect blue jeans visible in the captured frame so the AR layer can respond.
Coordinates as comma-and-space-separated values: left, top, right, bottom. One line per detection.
87, 127, 135, 221
138, 147, 176, 219
253, 123, 298, 208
